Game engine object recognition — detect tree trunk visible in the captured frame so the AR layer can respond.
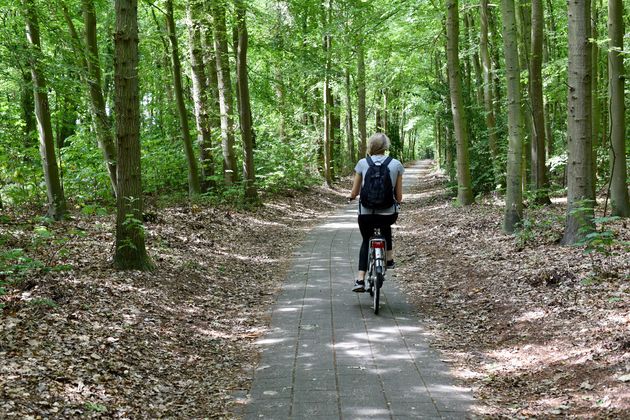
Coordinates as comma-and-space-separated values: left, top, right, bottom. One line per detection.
235, 0, 257, 201
21, 71, 36, 139
446, 0, 473, 205
345, 67, 355, 168
113, 0, 152, 270
322, 1, 333, 186
435, 113, 442, 169
187, 0, 214, 192
211, 0, 238, 185
23, 0, 66, 220
78, 0, 118, 195
166, 0, 200, 195
517, 2, 532, 193
201, 20, 222, 151
489, 7, 503, 122
467, 12, 484, 106
529, 0, 551, 204
590, 0, 600, 197
562, 0, 594, 244
607, 0, 630, 216
502, 0, 523, 232
61, 1, 118, 194
357, 39, 367, 158
480, 0, 499, 183
273, 2, 286, 143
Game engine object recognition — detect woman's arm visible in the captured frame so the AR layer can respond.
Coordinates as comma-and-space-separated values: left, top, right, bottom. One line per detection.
395, 174, 403, 203
349, 173, 362, 200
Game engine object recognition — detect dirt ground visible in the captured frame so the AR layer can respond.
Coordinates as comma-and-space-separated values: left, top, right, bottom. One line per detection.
1, 161, 628, 418
0, 186, 347, 418
395, 162, 629, 418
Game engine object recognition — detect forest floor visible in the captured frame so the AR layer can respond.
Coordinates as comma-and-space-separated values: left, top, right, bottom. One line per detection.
1, 162, 628, 418
395, 164, 630, 418
0, 186, 348, 418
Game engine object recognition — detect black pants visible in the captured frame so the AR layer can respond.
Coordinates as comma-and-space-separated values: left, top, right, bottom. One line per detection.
357, 213, 398, 272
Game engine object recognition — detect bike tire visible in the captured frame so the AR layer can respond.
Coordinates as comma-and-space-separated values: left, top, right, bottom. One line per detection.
373, 273, 382, 314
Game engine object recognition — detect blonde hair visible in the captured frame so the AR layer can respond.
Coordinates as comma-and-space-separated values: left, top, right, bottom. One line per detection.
367, 133, 390, 156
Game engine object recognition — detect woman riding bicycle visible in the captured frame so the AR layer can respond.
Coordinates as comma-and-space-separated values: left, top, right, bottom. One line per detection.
348, 133, 404, 292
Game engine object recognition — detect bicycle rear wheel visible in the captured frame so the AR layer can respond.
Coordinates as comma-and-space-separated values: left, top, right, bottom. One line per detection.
373, 272, 383, 314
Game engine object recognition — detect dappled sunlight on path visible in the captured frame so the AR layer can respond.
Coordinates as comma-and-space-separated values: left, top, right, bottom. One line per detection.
238, 161, 475, 419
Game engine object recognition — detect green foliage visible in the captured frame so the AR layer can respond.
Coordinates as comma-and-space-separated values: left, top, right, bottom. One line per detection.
60, 128, 114, 204
254, 128, 320, 192
513, 203, 563, 248
84, 402, 107, 413
0, 247, 45, 283
575, 216, 629, 274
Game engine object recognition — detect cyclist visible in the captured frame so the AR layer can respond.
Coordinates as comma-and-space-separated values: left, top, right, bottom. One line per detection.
348, 133, 404, 292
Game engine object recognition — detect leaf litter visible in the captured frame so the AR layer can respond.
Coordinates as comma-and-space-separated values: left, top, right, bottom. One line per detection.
394, 162, 629, 418
0, 186, 347, 418
2, 162, 629, 418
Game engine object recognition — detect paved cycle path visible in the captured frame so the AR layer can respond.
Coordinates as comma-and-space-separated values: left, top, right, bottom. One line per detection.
241, 161, 474, 419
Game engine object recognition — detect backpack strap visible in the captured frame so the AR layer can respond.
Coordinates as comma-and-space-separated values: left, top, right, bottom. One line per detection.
383, 156, 393, 167
366, 155, 375, 167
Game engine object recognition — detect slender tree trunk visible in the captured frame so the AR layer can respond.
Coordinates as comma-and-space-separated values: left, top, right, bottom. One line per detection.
211, 0, 238, 185
21, 71, 36, 139
517, 2, 532, 193
165, 0, 200, 195
489, 7, 503, 122
235, 0, 257, 201
273, 2, 287, 143
322, 1, 333, 186
23, 0, 66, 220
446, 0, 473, 205
467, 13, 484, 106
113, 0, 152, 270
562, 0, 594, 244
187, 0, 214, 192
502, 0, 523, 232
529, 0, 551, 204
607, 0, 630, 216
201, 21, 222, 150
545, 102, 553, 159
73, 0, 119, 195
357, 39, 367, 158
435, 113, 442, 169
590, 0, 600, 197
345, 67, 355, 168
480, 0, 499, 183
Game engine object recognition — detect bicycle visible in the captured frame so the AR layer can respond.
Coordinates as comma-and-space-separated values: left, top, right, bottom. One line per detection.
366, 228, 387, 314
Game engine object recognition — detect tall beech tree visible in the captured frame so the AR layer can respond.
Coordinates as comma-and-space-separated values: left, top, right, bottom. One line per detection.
165, 0, 200, 196
446, 0, 473, 205
480, 0, 498, 181
187, 0, 214, 192
23, 0, 66, 220
113, 0, 152, 270
211, 0, 238, 185
61, 0, 118, 195
322, 0, 333, 186
356, 39, 367, 158
607, 0, 630, 217
235, 0, 257, 201
562, 0, 594, 244
344, 67, 355, 167
529, 0, 551, 204
502, 0, 523, 232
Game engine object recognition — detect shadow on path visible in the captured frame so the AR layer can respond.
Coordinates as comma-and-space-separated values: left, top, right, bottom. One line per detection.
239, 161, 474, 419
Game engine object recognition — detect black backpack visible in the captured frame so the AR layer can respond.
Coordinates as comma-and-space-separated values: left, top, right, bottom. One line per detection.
360, 156, 395, 210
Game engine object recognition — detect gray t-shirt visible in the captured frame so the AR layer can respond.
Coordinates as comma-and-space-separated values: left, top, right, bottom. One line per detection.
354, 155, 404, 215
